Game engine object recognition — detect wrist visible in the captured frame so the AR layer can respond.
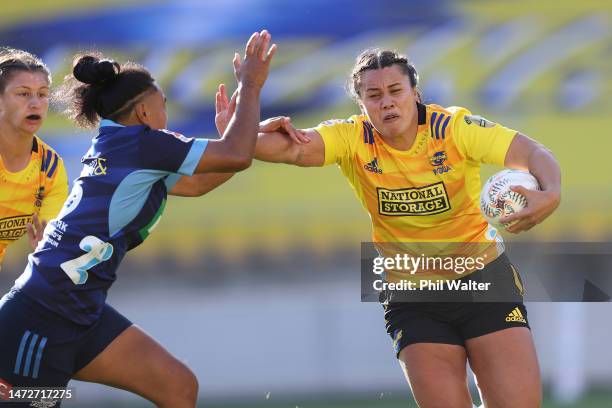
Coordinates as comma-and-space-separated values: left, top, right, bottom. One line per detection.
542, 186, 561, 205
238, 81, 262, 94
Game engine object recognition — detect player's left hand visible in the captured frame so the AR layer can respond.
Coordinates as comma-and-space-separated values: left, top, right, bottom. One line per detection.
26, 213, 47, 250
500, 186, 560, 234
214, 83, 238, 136
259, 116, 310, 144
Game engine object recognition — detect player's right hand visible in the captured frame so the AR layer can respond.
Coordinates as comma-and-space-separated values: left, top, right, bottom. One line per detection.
26, 213, 47, 251
259, 116, 310, 144
234, 30, 277, 89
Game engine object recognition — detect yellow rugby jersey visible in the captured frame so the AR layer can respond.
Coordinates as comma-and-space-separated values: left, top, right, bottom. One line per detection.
315, 103, 517, 281
0, 136, 68, 265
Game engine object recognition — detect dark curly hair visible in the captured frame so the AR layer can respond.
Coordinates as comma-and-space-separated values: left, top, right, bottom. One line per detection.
348, 48, 422, 103
54, 52, 156, 128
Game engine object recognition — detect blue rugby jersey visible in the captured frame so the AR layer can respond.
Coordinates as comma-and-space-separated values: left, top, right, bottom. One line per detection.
12, 120, 208, 325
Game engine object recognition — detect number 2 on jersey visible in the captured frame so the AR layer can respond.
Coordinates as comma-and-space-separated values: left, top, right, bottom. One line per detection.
60, 236, 113, 284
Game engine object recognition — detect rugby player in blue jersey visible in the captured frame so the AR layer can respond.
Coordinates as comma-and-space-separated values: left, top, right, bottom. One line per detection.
0, 30, 276, 407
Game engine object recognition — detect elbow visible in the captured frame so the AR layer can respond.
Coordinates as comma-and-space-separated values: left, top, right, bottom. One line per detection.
228, 154, 253, 172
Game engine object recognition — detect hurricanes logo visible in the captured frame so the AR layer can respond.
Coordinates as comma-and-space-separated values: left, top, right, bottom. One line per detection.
430, 151, 452, 175
377, 182, 451, 216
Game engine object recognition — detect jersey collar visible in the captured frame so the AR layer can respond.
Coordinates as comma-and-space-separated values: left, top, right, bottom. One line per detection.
99, 119, 125, 129
416, 102, 426, 125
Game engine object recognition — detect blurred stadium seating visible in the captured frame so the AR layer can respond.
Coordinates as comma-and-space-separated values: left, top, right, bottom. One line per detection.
3, 0, 611, 269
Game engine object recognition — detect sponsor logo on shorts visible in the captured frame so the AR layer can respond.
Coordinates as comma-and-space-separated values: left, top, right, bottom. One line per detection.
505, 307, 526, 323
377, 182, 451, 216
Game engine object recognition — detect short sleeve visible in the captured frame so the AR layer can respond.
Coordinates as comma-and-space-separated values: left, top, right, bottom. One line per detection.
313, 117, 360, 166
451, 108, 517, 165
40, 157, 69, 222
139, 128, 208, 175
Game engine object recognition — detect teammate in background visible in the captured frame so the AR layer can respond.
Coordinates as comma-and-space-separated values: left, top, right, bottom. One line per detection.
219, 49, 560, 407
0, 48, 68, 269
0, 30, 275, 407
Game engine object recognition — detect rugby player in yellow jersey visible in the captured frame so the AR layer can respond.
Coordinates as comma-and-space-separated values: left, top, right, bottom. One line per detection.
218, 48, 560, 408
0, 48, 68, 269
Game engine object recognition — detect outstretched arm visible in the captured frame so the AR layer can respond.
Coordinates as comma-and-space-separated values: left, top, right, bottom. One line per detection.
168, 173, 234, 197
193, 30, 277, 173
212, 90, 326, 167
255, 119, 325, 167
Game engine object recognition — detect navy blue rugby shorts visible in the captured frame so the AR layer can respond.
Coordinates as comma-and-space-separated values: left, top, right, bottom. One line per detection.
383, 253, 530, 358
0, 290, 131, 407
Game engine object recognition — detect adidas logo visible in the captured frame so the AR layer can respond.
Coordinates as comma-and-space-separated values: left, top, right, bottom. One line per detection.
505, 307, 526, 323
364, 158, 383, 174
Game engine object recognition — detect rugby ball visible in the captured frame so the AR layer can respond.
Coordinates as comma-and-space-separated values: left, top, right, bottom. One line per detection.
480, 169, 540, 228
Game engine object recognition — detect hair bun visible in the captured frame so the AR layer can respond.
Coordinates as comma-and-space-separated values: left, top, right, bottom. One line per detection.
73, 55, 119, 85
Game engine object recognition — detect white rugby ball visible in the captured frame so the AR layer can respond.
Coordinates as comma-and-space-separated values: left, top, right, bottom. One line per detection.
480, 169, 540, 228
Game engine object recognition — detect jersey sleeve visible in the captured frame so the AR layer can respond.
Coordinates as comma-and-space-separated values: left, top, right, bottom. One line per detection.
313, 118, 360, 166
139, 128, 208, 175
451, 107, 517, 165
39, 156, 69, 222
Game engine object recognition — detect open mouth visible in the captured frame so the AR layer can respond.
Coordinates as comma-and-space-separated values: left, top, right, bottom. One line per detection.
26, 114, 41, 121
383, 113, 400, 122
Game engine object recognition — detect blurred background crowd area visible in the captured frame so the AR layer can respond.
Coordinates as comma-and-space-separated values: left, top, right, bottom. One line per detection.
2, 0, 611, 272
1, 0, 611, 407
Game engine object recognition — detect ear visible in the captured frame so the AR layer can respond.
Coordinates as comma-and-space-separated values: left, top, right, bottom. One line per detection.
133, 102, 149, 126
358, 101, 366, 115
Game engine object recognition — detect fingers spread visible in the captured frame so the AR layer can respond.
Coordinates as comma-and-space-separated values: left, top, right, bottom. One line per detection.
215, 90, 221, 112
26, 223, 35, 238
266, 43, 277, 62
245, 32, 260, 55
258, 30, 270, 61
229, 89, 238, 108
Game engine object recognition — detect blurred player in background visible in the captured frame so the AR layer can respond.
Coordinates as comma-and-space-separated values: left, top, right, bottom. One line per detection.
219, 48, 561, 407
0, 30, 275, 407
0, 48, 68, 269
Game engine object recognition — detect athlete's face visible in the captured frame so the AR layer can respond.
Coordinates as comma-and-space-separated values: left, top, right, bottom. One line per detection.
358, 65, 418, 139
0, 71, 49, 136
138, 86, 168, 130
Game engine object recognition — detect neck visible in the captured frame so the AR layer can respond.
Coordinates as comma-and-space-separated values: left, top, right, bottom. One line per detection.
0, 123, 35, 172
379, 108, 418, 151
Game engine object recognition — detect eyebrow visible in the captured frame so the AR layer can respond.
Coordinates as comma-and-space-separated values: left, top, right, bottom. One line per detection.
366, 82, 402, 92
14, 85, 49, 90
